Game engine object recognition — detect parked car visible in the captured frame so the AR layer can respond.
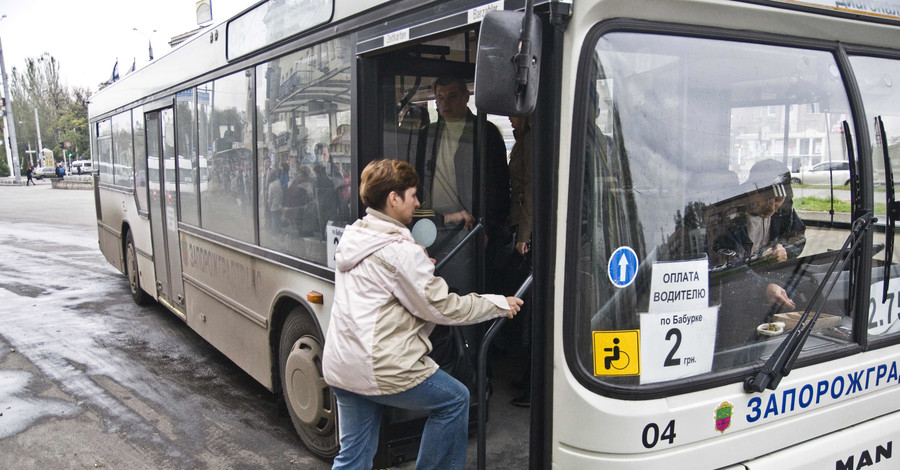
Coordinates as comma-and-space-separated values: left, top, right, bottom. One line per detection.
71, 160, 93, 174
32, 166, 57, 180
789, 160, 851, 186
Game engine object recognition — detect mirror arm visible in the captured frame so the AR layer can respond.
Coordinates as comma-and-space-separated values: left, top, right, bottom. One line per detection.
514, 0, 536, 97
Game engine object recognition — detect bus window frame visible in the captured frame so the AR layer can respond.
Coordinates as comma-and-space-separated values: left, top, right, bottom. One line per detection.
564, 19, 875, 400
133, 105, 150, 218
845, 44, 900, 351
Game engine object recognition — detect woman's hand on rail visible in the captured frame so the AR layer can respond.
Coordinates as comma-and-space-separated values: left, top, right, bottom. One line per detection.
503, 297, 524, 318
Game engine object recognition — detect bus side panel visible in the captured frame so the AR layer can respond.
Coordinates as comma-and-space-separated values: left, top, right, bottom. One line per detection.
130, 215, 157, 299
97, 222, 123, 273
97, 187, 129, 273
179, 233, 335, 390
743, 410, 900, 469
183, 281, 272, 388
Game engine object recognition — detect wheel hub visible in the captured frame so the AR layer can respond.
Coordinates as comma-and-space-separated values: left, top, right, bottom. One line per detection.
284, 335, 334, 435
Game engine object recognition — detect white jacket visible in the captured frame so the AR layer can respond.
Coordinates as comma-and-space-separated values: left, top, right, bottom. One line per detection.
322, 208, 509, 396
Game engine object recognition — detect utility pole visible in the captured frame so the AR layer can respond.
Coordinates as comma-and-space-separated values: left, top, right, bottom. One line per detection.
0, 16, 21, 182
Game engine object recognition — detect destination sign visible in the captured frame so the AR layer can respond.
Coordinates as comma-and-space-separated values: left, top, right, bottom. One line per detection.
766, 0, 900, 22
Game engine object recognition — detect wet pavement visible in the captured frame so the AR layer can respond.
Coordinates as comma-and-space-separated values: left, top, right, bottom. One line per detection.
0, 185, 328, 469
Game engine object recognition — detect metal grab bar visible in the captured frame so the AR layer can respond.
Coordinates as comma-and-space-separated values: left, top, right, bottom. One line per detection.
434, 222, 483, 273
477, 273, 533, 470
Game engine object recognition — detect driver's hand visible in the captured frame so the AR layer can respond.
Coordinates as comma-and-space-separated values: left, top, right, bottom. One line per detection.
765, 283, 795, 309
762, 243, 788, 263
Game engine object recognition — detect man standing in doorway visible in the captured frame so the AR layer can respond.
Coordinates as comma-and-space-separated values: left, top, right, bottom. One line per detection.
415, 77, 510, 294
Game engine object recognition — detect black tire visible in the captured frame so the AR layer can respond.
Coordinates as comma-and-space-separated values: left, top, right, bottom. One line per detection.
844, 179, 851, 186
125, 230, 150, 305
279, 308, 339, 459
790, 177, 801, 184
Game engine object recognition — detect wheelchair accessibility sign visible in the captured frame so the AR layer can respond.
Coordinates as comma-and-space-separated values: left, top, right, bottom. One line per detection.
592, 330, 640, 376
608, 246, 638, 288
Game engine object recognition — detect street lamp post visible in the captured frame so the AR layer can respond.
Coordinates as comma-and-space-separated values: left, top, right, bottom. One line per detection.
25, 140, 33, 167
34, 107, 43, 164
0, 15, 22, 182
133, 28, 157, 62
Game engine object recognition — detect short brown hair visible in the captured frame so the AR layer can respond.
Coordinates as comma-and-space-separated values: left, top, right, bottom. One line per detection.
359, 159, 419, 210
433, 77, 468, 95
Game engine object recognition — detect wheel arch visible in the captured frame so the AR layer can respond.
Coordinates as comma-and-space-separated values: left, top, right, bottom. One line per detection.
120, 221, 132, 269
268, 292, 325, 398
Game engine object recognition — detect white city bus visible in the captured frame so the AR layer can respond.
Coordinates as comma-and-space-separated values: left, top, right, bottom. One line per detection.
89, 0, 900, 468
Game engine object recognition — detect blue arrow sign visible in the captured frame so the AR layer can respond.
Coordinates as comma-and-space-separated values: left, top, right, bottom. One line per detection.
608, 246, 638, 288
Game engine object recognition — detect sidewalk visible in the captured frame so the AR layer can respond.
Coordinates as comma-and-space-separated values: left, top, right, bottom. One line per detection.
0, 176, 90, 189
0, 176, 37, 186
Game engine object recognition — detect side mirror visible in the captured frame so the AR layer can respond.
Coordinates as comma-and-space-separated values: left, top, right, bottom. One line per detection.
474, 10, 542, 116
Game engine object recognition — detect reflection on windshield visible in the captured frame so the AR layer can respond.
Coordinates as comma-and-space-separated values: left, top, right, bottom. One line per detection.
574, 32, 856, 390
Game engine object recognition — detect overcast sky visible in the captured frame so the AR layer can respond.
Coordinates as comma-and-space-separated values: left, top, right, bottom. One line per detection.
0, 0, 250, 91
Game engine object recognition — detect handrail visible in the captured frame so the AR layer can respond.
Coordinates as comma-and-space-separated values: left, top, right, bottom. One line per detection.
477, 273, 533, 470
434, 222, 484, 273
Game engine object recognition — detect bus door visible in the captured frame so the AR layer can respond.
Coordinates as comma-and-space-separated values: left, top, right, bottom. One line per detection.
358, 23, 529, 468
146, 108, 187, 317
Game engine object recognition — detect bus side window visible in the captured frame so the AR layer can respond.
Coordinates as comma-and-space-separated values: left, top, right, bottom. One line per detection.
256, 36, 352, 265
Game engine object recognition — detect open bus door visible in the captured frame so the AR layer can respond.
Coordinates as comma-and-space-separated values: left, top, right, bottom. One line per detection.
355, 3, 545, 467
358, 31, 494, 467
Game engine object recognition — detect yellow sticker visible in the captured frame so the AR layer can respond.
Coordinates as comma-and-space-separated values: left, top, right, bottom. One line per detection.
593, 330, 641, 376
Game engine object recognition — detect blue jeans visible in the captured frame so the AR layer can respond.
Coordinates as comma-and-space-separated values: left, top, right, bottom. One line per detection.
331, 369, 470, 470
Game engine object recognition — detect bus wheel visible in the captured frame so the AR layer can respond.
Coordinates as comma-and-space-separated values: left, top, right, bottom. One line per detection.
279, 308, 339, 458
125, 230, 149, 305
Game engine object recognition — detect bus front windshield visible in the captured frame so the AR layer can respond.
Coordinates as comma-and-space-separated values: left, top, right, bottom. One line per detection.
572, 32, 858, 392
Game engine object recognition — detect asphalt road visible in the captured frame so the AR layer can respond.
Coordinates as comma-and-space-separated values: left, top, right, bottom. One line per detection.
0, 184, 531, 469
0, 184, 331, 469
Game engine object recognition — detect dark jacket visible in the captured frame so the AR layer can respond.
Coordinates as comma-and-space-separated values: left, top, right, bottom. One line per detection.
415, 110, 510, 240
508, 117, 533, 244
712, 205, 806, 265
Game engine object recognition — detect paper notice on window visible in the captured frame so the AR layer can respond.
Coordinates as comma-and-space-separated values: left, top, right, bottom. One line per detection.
648, 259, 709, 313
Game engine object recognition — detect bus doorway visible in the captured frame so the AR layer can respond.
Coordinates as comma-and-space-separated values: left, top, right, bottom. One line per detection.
358, 26, 531, 468
145, 108, 186, 317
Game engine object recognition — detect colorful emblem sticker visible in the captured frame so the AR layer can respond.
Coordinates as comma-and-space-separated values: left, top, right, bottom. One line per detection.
608, 246, 638, 288
592, 330, 640, 376
715, 402, 734, 434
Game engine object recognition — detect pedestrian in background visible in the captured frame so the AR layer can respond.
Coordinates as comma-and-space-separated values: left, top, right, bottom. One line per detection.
25, 166, 35, 186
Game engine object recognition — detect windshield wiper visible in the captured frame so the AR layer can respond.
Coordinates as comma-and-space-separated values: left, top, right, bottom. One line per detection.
744, 211, 873, 393
877, 116, 899, 302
